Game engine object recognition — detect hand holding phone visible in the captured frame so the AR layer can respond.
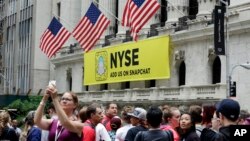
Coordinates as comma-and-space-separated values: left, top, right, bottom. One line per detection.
49, 80, 56, 87
47, 80, 56, 100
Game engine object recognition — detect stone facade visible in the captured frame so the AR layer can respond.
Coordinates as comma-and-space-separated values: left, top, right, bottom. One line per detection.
51, 1, 250, 110
1, 1, 250, 110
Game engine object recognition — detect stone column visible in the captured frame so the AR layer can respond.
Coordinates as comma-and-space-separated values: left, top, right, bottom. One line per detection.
61, 0, 81, 29
197, 0, 217, 20
60, 0, 82, 44
117, 0, 127, 38
81, 0, 92, 17
99, 0, 116, 36
166, 0, 189, 25
97, 0, 116, 48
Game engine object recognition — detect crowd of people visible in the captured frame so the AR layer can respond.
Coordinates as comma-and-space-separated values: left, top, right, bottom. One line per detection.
0, 84, 250, 141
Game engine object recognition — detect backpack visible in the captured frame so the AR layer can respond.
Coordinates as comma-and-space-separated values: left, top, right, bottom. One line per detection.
164, 130, 174, 141
196, 126, 204, 137
200, 128, 222, 141
140, 130, 174, 141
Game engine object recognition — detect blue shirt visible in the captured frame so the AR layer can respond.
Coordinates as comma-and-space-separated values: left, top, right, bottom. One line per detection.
27, 126, 41, 141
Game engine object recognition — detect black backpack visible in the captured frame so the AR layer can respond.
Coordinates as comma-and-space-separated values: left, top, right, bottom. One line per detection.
196, 126, 204, 137
139, 130, 174, 141
200, 128, 222, 141
164, 130, 174, 141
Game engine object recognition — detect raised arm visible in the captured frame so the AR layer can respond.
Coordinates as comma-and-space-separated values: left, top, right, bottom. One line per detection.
34, 87, 53, 130
49, 87, 84, 136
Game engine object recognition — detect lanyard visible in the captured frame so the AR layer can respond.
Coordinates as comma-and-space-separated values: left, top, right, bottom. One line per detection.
55, 121, 64, 141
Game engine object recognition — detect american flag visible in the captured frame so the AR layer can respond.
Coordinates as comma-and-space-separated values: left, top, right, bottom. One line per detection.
40, 17, 71, 58
122, 0, 160, 41
72, 3, 110, 52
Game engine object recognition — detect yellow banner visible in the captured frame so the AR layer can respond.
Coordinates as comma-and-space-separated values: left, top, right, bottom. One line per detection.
84, 35, 170, 85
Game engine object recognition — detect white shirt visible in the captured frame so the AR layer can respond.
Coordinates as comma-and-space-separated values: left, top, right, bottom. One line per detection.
95, 123, 111, 141
15, 127, 22, 136
115, 124, 133, 141
41, 130, 49, 141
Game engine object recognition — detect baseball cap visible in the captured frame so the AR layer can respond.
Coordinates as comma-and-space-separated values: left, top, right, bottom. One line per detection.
110, 116, 122, 130
128, 107, 147, 120
216, 99, 240, 121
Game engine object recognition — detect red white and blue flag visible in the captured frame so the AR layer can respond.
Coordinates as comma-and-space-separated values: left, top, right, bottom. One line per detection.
40, 17, 71, 58
72, 3, 110, 52
122, 0, 160, 41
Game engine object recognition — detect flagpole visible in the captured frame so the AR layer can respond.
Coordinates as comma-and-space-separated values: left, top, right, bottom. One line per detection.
165, 0, 186, 17
92, 0, 121, 22
220, 0, 230, 97
52, 13, 75, 31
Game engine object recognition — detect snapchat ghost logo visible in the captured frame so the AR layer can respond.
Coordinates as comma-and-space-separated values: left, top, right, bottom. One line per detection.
97, 56, 105, 75
95, 51, 108, 81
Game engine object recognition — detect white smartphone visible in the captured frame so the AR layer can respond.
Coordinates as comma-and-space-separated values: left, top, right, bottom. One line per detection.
49, 80, 56, 87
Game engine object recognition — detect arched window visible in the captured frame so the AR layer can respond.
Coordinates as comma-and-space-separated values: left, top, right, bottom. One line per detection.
212, 56, 221, 84
179, 61, 186, 86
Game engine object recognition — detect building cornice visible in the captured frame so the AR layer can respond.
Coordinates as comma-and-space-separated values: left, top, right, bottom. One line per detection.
171, 19, 250, 45
51, 52, 83, 65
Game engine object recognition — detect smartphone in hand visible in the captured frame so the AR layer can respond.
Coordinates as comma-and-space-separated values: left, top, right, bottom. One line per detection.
48, 80, 56, 102
49, 80, 56, 87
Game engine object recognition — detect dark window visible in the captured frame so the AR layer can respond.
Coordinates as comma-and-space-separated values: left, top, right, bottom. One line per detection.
121, 81, 130, 89
82, 67, 88, 91
69, 77, 72, 91
150, 80, 156, 87
67, 68, 72, 91
57, 3, 61, 21
25, 0, 28, 7
189, 0, 198, 19
161, 0, 167, 23
115, 0, 118, 34
101, 83, 108, 90
146, 80, 156, 88
212, 56, 221, 84
179, 61, 186, 86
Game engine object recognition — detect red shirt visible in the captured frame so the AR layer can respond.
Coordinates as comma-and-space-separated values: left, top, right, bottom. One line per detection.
101, 115, 112, 131
82, 120, 95, 141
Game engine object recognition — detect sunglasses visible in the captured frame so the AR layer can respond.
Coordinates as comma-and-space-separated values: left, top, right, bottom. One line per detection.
60, 97, 73, 102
